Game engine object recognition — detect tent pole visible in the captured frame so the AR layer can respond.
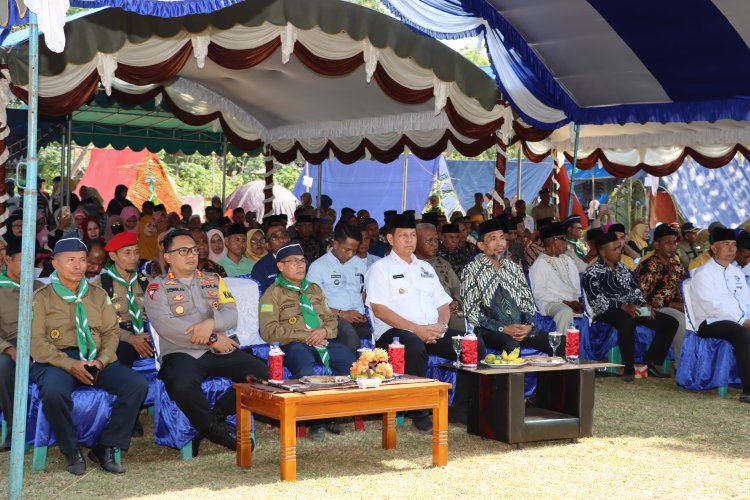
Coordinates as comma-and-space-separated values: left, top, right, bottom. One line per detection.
567, 124, 581, 216
220, 138, 228, 207
60, 124, 66, 205
305, 161, 310, 193
401, 147, 409, 212
516, 151, 522, 201
65, 115, 72, 206
316, 163, 322, 211
9, 11, 39, 500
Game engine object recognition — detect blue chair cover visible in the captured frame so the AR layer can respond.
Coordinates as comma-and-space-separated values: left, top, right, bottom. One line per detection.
153, 377, 252, 449
131, 358, 159, 407
427, 348, 541, 406
580, 321, 673, 362
27, 383, 116, 448
675, 330, 741, 390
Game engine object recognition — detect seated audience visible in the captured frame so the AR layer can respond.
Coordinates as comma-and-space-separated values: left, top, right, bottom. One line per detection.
218, 224, 255, 277
250, 222, 291, 294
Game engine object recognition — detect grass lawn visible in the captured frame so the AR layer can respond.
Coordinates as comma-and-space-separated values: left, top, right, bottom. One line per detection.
2, 377, 749, 499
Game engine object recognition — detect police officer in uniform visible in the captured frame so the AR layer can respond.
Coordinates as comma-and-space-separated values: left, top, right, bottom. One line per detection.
144, 229, 268, 454
260, 242, 357, 441
0, 238, 43, 451
30, 237, 148, 475
94, 232, 154, 367
365, 213, 485, 431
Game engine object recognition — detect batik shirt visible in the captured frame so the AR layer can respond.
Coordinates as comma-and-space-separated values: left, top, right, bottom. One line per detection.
438, 243, 474, 276
634, 255, 686, 309
460, 255, 535, 332
582, 259, 646, 318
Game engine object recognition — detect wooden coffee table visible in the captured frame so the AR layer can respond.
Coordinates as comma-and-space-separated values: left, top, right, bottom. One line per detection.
234, 378, 451, 481
445, 360, 620, 447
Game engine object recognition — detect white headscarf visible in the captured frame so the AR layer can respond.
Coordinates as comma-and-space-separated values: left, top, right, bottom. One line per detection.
207, 229, 227, 263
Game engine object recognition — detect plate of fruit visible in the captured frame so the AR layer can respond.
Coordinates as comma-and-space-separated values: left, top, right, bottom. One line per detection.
481, 348, 528, 368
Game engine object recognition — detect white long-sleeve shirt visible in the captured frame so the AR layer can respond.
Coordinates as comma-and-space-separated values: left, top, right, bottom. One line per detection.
691, 258, 750, 326
529, 253, 581, 313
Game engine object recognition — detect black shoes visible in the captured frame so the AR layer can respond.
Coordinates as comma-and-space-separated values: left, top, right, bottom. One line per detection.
647, 363, 671, 379
740, 392, 750, 404
621, 374, 635, 383
308, 424, 326, 442
325, 420, 343, 435
65, 448, 87, 476
88, 444, 125, 474
409, 410, 433, 432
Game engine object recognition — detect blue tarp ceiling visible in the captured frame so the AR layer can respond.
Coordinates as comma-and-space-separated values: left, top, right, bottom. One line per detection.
383, 0, 750, 130
664, 158, 750, 228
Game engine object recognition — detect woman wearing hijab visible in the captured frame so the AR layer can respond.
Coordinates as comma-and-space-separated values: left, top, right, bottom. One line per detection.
81, 215, 105, 246
35, 209, 51, 250
103, 214, 124, 242
207, 228, 227, 263
137, 215, 159, 262
626, 222, 649, 257
245, 228, 268, 263
106, 184, 135, 216
120, 206, 140, 234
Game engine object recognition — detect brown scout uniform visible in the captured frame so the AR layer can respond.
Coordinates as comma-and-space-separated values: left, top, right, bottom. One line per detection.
30, 284, 120, 372
258, 282, 338, 346
93, 272, 149, 341
0, 281, 43, 352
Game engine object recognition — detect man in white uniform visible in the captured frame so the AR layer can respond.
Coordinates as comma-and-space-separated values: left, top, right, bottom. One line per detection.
529, 222, 583, 332
366, 213, 485, 429
691, 227, 750, 404
308, 224, 369, 353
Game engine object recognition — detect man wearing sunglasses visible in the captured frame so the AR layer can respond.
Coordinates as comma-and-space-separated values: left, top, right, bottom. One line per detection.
529, 222, 584, 333
144, 229, 268, 455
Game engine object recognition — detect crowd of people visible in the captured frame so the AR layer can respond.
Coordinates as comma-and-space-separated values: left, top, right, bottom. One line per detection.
0, 179, 748, 477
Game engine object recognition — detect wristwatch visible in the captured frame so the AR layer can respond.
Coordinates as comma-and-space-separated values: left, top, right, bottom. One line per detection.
206, 333, 218, 346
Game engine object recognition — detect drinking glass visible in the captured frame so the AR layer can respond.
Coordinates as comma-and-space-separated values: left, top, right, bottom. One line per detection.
548, 331, 563, 359
452, 335, 463, 368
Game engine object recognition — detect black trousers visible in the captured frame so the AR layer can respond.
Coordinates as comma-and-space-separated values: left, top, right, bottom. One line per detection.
336, 319, 372, 354
0, 339, 16, 433
29, 351, 148, 455
375, 328, 486, 412
476, 326, 558, 356
158, 349, 268, 434
698, 320, 750, 392
115, 340, 144, 368
597, 309, 678, 374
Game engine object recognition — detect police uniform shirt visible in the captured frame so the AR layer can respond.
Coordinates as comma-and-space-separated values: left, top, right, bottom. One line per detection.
143, 271, 237, 362
30, 284, 120, 372
307, 250, 366, 314
691, 258, 750, 326
0, 281, 43, 351
258, 281, 338, 346
92, 273, 149, 342
365, 251, 451, 341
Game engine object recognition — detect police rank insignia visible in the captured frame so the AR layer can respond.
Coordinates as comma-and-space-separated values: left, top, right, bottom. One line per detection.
288, 316, 297, 325
173, 294, 185, 302
165, 280, 177, 286
208, 290, 219, 298
211, 301, 219, 309
175, 305, 185, 315
50, 329, 61, 339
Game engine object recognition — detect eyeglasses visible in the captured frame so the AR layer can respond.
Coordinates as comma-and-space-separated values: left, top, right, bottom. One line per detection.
166, 246, 200, 256
250, 238, 266, 245
268, 231, 290, 242
280, 258, 306, 266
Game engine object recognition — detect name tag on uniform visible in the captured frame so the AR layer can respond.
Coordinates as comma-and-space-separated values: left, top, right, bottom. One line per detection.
392, 274, 404, 279
420, 267, 434, 279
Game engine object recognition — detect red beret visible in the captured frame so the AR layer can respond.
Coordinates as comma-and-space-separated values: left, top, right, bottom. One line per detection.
104, 232, 138, 252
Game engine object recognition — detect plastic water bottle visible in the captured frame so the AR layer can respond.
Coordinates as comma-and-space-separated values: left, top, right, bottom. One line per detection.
388, 337, 405, 376
268, 342, 285, 383
565, 321, 579, 363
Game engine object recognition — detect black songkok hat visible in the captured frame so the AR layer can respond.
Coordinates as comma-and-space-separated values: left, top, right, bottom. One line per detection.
652, 224, 677, 242
595, 231, 619, 249
276, 242, 304, 261
710, 227, 736, 244
586, 227, 604, 242
539, 222, 566, 242
421, 212, 439, 226
478, 219, 504, 238
608, 223, 626, 234
441, 223, 459, 234
227, 223, 248, 236
389, 213, 416, 230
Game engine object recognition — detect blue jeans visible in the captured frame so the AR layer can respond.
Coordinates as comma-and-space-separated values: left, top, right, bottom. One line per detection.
281, 341, 357, 378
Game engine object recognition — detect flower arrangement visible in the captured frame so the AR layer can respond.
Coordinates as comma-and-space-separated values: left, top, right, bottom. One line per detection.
350, 348, 394, 379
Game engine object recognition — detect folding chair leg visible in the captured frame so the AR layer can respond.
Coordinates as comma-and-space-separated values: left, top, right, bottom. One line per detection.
114, 448, 121, 465
395, 413, 405, 427
179, 442, 193, 460
354, 415, 365, 432
661, 359, 671, 375
607, 347, 622, 375
146, 406, 154, 416
32, 446, 48, 471
718, 386, 729, 397
1, 419, 6, 444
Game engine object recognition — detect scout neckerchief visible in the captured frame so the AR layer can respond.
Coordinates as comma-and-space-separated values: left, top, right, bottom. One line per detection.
566, 237, 587, 259
50, 271, 97, 361
106, 265, 144, 335
275, 274, 330, 372
0, 271, 20, 290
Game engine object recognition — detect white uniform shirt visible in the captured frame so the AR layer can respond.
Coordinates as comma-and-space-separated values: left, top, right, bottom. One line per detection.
307, 250, 366, 314
529, 253, 581, 313
691, 258, 750, 326
365, 251, 451, 341
366, 253, 381, 269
